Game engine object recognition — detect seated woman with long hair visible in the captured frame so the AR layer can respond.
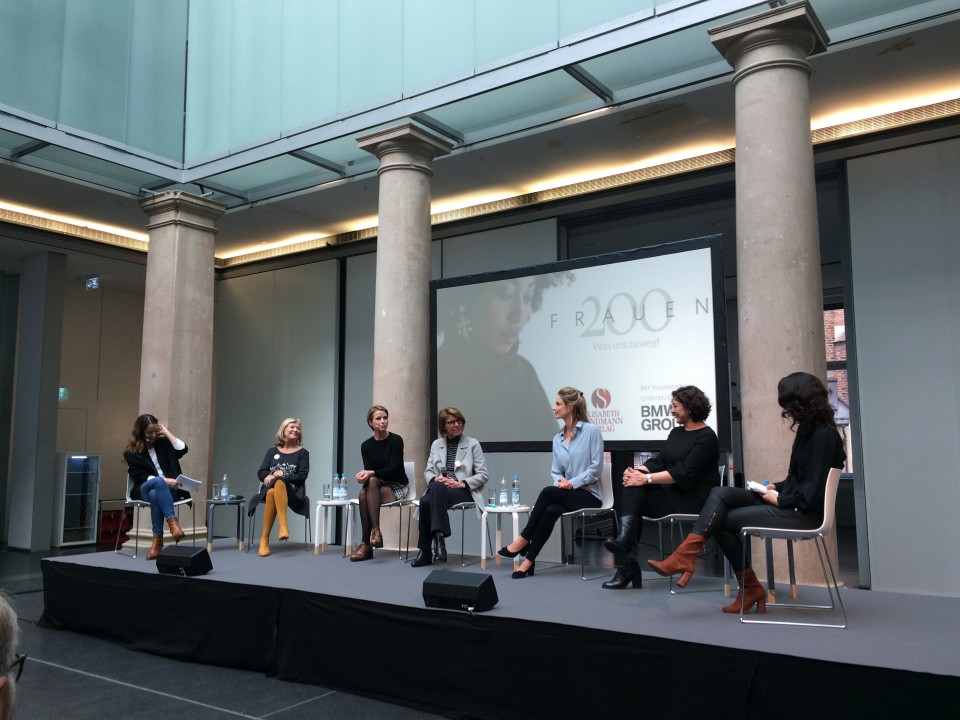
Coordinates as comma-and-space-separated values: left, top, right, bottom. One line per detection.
648, 372, 846, 613
122, 414, 189, 560
498, 386, 603, 579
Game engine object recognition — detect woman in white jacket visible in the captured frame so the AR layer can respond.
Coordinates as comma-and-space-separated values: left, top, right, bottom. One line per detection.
411, 407, 489, 566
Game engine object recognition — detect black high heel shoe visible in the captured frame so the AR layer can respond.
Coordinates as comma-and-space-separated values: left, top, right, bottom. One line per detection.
602, 560, 642, 589
498, 544, 526, 559
512, 560, 535, 579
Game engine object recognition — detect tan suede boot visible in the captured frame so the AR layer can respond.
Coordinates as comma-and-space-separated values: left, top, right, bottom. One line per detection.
146, 534, 164, 560
647, 532, 707, 588
166, 516, 185, 542
722, 567, 767, 614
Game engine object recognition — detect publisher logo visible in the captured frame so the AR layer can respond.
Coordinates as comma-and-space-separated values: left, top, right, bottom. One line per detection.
592, 388, 612, 409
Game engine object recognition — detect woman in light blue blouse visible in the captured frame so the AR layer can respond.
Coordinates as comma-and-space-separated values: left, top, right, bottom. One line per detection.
498, 386, 603, 578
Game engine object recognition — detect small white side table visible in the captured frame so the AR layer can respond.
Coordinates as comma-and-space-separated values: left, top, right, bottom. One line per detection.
480, 505, 531, 571
314, 500, 350, 555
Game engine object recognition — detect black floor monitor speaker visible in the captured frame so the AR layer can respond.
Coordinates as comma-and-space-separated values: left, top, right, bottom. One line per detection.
422, 569, 498, 612
156, 546, 212, 576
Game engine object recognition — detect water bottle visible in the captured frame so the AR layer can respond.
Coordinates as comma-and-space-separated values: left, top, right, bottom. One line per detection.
511, 474, 520, 507
339, 474, 347, 500
499, 476, 508, 507
220, 473, 229, 500
331, 472, 339, 500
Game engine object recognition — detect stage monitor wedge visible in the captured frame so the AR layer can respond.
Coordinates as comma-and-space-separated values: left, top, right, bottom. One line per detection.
423, 569, 498, 612
156, 546, 212, 576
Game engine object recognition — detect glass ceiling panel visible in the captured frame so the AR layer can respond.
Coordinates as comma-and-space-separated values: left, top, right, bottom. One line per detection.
809, 0, 935, 30
426, 71, 602, 138
300, 117, 423, 171
0, 129, 33, 153
579, 11, 758, 93
204, 154, 335, 193
27, 145, 167, 190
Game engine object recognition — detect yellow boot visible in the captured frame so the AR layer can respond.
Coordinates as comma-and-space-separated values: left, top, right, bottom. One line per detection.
259, 492, 277, 557
274, 479, 290, 541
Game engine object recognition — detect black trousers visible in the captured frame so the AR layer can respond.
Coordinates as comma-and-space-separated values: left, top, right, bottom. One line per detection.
621, 485, 706, 540
694, 486, 821, 572
520, 486, 601, 561
417, 482, 473, 551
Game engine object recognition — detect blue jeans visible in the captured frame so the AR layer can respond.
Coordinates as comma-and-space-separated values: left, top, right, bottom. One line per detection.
139, 476, 176, 534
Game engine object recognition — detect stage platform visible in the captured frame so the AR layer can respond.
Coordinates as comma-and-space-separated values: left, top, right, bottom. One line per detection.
40, 538, 960, 719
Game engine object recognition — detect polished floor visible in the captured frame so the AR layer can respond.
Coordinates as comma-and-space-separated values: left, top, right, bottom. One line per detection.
2, 521, 860, 720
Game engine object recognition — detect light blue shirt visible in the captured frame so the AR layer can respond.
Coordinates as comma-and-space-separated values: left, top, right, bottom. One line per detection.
551, 421, 603, 499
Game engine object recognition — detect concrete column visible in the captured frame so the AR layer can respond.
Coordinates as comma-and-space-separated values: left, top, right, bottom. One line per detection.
137, 191, 225, 542
358, 124, 452, 480
7, 253, 65, 550
711, 3, 837, 589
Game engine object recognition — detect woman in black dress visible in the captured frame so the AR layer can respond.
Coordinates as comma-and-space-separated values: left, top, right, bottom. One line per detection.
351, 405, 409, 561
602, 386, 719, 589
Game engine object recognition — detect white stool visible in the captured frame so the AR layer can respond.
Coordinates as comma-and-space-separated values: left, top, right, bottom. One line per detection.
480, 505, 531, 571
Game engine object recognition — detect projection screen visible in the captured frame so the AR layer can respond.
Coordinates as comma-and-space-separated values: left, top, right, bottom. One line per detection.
432, 235, 729, 452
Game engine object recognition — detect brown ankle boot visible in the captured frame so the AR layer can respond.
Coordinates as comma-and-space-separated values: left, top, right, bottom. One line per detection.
167, 516, 185, 542
722, 567, 766, 614
350, 542, 373, 562
146, 534, 164, 560
647, 532, 706, 588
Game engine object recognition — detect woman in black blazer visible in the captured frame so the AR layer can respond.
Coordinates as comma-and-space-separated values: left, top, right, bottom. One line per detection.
122, 413, 189, 559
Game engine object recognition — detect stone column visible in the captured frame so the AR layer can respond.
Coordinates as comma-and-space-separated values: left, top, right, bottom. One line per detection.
711, 3, 836, 590
357, 124, 452, 499
136, 191, 225, 543
7, 252, 65, 550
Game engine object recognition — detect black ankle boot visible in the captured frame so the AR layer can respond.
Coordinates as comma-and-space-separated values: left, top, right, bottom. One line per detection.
411, 549, 433, 567
603, 515, 639, 561
434, 534, 447, 563
602, 559, 642, 589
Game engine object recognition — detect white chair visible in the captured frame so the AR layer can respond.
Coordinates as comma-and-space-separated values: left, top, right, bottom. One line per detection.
447, 489, 492, 566
558, 463, 617, 580
738, 467, 846, 628
114, 475, 196, 558
346, 461, 417, 559
642, 454, 730, 592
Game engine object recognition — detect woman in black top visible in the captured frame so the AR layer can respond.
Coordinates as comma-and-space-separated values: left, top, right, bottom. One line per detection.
649, 372, 846, 614
250, 418, 310, 557
602, 386, 719, 589
352, 405, 409, 561
122, 414, 189, 560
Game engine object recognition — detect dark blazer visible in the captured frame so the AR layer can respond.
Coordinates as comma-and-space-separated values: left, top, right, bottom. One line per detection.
123, 437, 190, 502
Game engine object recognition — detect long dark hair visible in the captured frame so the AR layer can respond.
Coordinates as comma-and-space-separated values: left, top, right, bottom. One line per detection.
777, 372, 835, 435
122, 413, 158, 459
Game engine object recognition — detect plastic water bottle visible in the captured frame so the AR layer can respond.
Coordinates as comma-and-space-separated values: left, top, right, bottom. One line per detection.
499, 477, 508, 507
220, 473, 229, 500
335, 474, 343, 501
511, 474, 520, 507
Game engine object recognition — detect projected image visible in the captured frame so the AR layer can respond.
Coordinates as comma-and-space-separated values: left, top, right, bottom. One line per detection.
434, 237, 726, 448
436, 275, 568, 443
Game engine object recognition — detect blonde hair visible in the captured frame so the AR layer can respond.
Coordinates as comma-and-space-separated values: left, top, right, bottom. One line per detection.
275, 418, 303, 447
557, 386, 589, 423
